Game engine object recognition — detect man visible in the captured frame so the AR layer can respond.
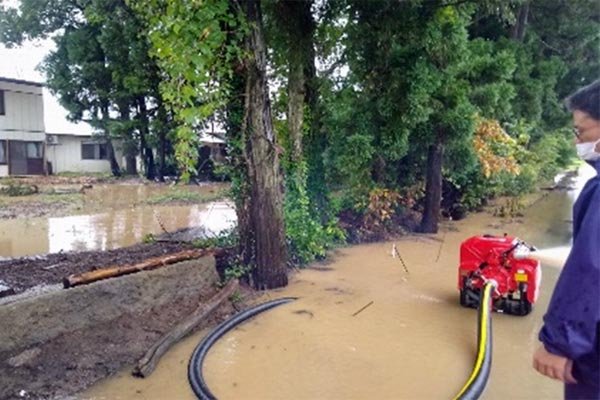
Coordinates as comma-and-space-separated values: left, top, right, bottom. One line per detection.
533, 80, 600, 399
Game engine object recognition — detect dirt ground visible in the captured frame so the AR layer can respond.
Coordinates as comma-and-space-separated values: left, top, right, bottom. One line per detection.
0, 175, 222, 220
1, 286, 249, 400
0, 242, 195, 296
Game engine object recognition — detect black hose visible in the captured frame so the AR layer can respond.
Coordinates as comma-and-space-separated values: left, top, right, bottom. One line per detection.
453, 281, 494, 400
189, 285, 494, 400
188, 297, 297, 400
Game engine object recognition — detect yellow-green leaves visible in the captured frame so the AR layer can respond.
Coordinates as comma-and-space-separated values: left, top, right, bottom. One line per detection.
130, 0, 246, 180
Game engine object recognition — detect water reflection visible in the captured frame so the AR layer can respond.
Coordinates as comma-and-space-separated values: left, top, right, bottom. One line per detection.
0, 183, 234, 258
515, 163, 596, 249
44, 202, 235, 255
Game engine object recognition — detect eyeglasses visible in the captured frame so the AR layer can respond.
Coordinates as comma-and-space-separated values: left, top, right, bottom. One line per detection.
573, 123, 600, 139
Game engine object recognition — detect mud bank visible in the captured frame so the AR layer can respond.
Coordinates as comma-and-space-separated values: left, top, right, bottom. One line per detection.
0, 257, 232, 400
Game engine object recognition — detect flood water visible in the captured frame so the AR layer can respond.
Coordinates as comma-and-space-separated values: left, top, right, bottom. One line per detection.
0, 183, 234, 258
81, 164, 595, 400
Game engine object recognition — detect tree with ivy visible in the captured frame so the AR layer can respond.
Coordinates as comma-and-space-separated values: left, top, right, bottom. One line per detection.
264, 0, 340, 264
132, 0, 288, 288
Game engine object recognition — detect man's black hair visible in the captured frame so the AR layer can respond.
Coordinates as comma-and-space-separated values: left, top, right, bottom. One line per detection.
565, 79, 600, 121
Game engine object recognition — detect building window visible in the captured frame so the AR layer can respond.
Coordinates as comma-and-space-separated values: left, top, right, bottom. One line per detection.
0, 140, 6, 164
82, 143, 109, 160
26, 142, 43, 159
0, 90, 5, 115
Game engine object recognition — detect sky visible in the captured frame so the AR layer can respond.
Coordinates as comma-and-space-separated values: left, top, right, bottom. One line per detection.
0, 37, 93, 135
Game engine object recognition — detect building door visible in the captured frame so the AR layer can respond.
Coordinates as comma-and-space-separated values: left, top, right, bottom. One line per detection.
8, 141, 27, 175
8, 141, 44, 175
26, 142, 44, 174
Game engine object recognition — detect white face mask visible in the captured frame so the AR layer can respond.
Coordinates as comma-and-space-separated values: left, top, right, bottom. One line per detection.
576, 139, 600, 161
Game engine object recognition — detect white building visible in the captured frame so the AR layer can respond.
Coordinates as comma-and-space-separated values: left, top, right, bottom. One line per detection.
0, 76, 124, 176
0, 77, 46, 176
45, 132, 123, 175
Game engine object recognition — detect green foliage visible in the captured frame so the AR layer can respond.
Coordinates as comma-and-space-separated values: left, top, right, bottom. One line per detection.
0, 180, 38, 197
142, 233, 156, 244
223, 262, 253, 283
283, 159, 345, 265
191, 228, 238, 250
129, 0, 247, 181
228, 290, 244, 304
144, 188, 225, 205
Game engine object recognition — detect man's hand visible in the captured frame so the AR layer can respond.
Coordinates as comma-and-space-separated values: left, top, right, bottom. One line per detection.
533, 345, 577, 384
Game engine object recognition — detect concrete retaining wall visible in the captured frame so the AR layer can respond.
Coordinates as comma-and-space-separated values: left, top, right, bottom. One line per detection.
0, 257, 218, 354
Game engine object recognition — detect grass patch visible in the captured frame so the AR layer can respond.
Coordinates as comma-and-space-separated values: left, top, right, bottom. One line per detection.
37, 193, 83, 204
0, 180, 38, 196
0, 192, 82, 206
145, 188, 226, 205
55, 171, 113, 179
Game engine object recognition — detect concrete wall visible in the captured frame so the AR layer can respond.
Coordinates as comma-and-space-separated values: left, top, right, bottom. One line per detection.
0, 257, 218, 354
46, 135, 124, 174
0, 257, 222, 399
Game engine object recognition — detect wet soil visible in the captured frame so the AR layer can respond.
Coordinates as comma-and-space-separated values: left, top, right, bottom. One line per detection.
0, 242, 193, 296
0, 176, 226, 221
2, 296, 202, 400
0, 249, 257, 400
1, 288, 250, 400
0, 197, 82, 220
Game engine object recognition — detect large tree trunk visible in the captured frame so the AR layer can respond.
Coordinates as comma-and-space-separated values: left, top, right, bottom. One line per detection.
241, 0, 288, 289
420, 139, 444, 233
277, 0, 313, 164
138, 98, 155, 180
278, 0, 327, 217
125, 154, 137, 175
156, 106, 167, 182
301, 3, 327, 219
101, 104, 121, 177
106, 139, 121, 177
510, 2, 529, 41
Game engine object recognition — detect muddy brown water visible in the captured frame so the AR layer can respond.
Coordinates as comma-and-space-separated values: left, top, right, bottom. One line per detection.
81, 165, 594, 400
0, 183, 233, 258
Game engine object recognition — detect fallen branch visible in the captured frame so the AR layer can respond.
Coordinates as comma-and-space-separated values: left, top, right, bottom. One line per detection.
435, 226, 448, 263
392, 244, 410, 274
63, 249, 214, 288
352, 301, 374, 317
132, 279, 239, 378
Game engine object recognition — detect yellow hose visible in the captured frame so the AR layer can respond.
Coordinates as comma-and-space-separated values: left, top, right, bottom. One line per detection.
453, 281, 494, 400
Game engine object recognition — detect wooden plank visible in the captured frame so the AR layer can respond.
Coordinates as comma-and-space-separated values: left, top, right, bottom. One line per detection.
132, 279, 239, 378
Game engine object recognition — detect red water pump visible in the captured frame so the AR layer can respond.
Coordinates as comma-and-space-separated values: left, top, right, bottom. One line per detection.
458, 234, 541, 316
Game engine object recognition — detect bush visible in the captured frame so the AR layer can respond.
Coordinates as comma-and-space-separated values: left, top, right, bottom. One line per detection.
0, 180, 38, 197
284, 162, 345, 265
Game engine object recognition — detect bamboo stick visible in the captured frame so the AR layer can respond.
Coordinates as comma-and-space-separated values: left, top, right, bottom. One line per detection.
63, 249, 214, 288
